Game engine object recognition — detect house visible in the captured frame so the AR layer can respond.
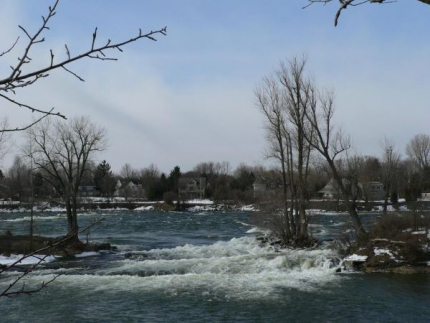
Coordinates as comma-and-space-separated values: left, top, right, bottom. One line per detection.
318, 178, 341, 199
114, 180, 145, 199
78, 184, 100, 197
318, 178, 385, 201
252, 177, 281, 198
178, 177, 206, 199
252, 180, 267, 198
421, 190, 430, 200
360, 181, 385, 201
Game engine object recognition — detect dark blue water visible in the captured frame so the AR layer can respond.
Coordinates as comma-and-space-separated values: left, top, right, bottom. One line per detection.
1, 210, 429, 323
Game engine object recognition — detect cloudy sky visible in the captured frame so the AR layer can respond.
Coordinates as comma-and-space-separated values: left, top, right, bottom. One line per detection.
0, 0, 429, 173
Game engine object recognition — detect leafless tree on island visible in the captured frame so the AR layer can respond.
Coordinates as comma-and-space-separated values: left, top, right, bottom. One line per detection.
27, 116, 106, 239
304, 82, 366, 235
380, 138, 401, 215
1, 0, 166, 296
0, 218, 104, 297
255, 57, 314, 244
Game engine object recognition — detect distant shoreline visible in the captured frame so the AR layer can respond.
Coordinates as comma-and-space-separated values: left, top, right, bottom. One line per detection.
2, 199, 430, 214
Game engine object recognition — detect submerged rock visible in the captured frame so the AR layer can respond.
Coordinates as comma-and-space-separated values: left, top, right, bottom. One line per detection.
0, 234, 112, 258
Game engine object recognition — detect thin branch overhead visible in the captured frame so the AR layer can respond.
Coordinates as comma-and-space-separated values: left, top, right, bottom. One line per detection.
0, 218, 104, 297
0, 37, 20, 57
0, 0, 167, 133
303, 0, 397, 26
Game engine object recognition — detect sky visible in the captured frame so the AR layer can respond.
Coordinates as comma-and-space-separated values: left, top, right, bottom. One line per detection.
0, 0, 429, 173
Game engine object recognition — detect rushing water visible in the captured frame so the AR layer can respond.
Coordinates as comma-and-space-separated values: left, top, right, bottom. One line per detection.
1, 210, 430, 323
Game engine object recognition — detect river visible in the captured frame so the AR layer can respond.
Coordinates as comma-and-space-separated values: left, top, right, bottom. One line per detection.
0, 210, 429, 322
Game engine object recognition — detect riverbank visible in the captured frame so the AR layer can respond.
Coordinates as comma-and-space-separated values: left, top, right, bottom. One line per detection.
345, 230, 430, 273
2, 198, 430, 214
0, 200, 258, 213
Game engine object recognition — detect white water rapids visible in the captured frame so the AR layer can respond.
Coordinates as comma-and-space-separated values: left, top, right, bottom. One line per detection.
3, 236, 344, 300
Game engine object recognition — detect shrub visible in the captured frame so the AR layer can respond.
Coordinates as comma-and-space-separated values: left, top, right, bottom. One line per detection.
163, 191, 177, 205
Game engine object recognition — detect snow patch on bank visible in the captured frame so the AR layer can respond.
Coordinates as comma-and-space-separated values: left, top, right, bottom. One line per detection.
374, 248, 395, 259
187, 205, 218, 212
185, 199, 214, 205
186, 204, 258, 212
134, 206, 154, 211
344, 254, 368, 262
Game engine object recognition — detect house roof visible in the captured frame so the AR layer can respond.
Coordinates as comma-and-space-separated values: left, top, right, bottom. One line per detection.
318, 178, 339, 194
178, 177, 206, 189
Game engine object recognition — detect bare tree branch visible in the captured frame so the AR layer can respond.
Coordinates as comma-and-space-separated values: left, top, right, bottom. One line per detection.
0, 218, 104, 297
0, 94, 66, 120
61, 66, 85, 82
304, 0, 399, 26
0, 109, 54, 133
0, 0, 167, 133
0, 37, 20, 57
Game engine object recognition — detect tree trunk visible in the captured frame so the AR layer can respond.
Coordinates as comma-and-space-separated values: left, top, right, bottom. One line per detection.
344, 196, 366, 235
71, 196, 79, 235
65, 194, 79, 241
280, 152, 291, 240
328, 158, 366, 236
65, 197, 73, 233
297, 130, 308, 240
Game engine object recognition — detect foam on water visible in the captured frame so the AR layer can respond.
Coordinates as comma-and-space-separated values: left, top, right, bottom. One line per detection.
0, 214, 66, 222
16, 237, 343, 300
75, 251, 101, 258
0, 254, 56, 265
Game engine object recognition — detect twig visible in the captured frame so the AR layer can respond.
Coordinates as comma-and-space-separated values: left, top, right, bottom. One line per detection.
0, 218, 105, 297
303, 0, 396, 26
0, 37, 20, 57
0, 0, 167, 133
0, 94, 66, 119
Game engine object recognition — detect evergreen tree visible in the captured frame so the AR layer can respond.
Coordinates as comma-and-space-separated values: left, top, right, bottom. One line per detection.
94, 160, 116, 197
147, 173, 168, 201
167, 166, 181, 192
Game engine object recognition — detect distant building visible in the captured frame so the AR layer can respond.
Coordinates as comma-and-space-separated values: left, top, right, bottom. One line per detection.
178, 177, 206, 199
78, 184, 100, 197
252, 177, 281, 198
318, 178, 385, 201
421, 190, 430, 200
360, 181, 384, 201
114, 180, 146, 199
318, 178, 340, 199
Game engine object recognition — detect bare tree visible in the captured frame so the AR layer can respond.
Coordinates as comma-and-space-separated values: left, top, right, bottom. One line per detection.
27, 116, 106, 237
277, 58, 314, 240
380, 138, 401, 214
305, 89, 366, 235
255, 57, 314, 243
406, 134, 430, 171
120, 163, 138, 181
0, 119, 11, 158
7, 156, 31, 201
304, 0, 430, 26
0, 0, 166, 132
255, 75, 293, 241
